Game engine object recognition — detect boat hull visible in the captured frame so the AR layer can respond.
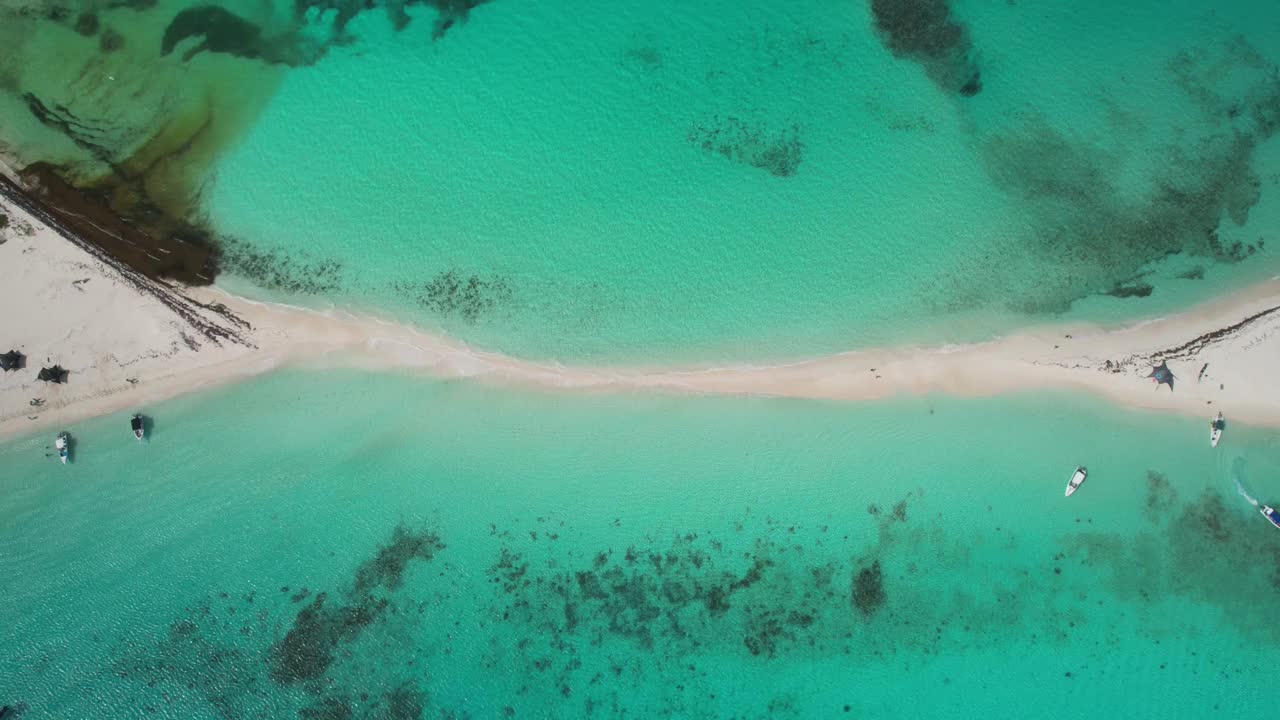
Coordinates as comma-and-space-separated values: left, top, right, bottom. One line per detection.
55, 432, 69, 464
1065, 468, 1087, 497
1262, 506, 1280, 530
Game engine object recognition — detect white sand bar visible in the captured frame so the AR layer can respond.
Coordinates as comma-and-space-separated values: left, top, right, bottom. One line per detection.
3, 198, 1279, 442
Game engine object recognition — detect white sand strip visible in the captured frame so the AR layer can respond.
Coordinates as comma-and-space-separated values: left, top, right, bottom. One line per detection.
3, 198, 1279, 442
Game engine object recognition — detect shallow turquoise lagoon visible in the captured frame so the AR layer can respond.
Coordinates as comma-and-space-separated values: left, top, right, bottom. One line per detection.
203, 0, 1280, 360
5, 0, 1279, 359
2, 371, 1278, 718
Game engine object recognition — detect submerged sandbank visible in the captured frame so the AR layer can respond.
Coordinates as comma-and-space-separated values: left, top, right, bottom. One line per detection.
2, 197, 1279, 442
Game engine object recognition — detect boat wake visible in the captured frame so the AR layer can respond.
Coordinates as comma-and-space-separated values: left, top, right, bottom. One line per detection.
1231, 457, 1259, 507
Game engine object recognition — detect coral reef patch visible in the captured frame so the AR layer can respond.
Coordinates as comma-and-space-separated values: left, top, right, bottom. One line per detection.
687, 116, 804, 177
869, 0, 982, 96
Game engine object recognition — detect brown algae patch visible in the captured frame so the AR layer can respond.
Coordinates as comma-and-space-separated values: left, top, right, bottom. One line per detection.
1, 1, 289, 282
0, 1, 495, 286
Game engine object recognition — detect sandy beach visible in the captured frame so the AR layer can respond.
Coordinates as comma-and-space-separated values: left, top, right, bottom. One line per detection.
2, 195, 1279, 442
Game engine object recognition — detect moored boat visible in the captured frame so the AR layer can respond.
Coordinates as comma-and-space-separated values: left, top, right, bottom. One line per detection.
131, 414, 144, 442
54, 432, 69, 464
1262, 505, 1280, 530
1065, 466, 1087, 497
1210, 412, 1224, 448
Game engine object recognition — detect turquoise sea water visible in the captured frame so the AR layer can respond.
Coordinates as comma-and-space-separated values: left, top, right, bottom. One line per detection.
5, 3, 1280, 718
3, 372, 1280, 718
200, 0, 1280, 360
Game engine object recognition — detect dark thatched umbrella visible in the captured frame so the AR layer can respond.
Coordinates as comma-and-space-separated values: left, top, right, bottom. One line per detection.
37, 365, 68, 384
0, 350, 22, 371
1147, 360, 1174, 391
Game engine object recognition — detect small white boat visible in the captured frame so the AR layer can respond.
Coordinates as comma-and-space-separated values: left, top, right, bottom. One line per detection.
131, 414, 144, 442
1210, 413, 1224, 448
1262, 506, 1280, 530
55, 431, 69, 464
1065, 466, 1087, 497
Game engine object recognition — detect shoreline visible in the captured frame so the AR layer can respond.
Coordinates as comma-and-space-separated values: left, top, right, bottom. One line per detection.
3, 199, 1280, 442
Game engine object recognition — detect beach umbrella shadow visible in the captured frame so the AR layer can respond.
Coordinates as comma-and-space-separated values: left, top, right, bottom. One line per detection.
37, 365, 69, 384
0, 349, 24, 371
1147, 360, 1175, 391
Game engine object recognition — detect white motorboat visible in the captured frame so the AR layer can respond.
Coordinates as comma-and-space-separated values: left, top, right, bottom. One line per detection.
1262, 505, 1280, 530
55, 432, 69, 464
1209, 413, 1224, 448
1065, 466, 1087, 497
131, 414, 144, 442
